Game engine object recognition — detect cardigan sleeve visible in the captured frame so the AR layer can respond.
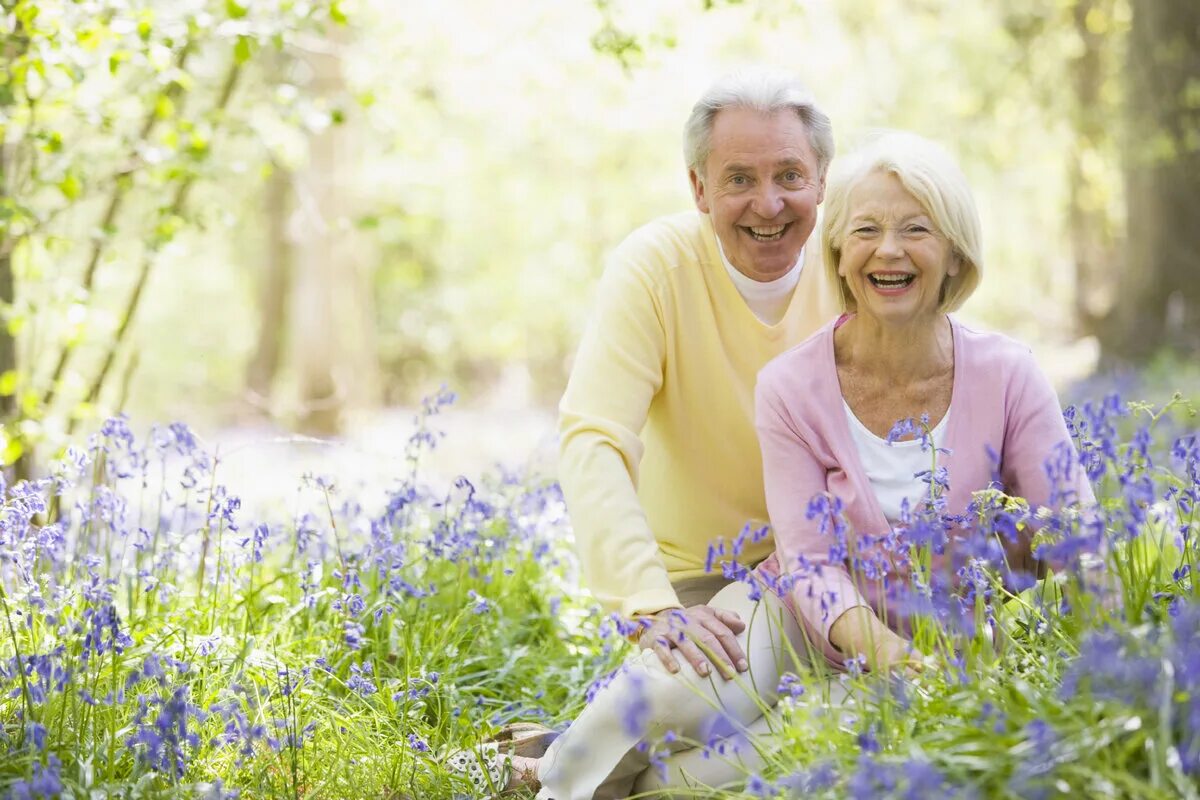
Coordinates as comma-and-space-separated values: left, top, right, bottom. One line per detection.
755, 373, 870, 665
558, 240, 680, 618
999, 349, 1098, 573
1000, 350, 1096, 509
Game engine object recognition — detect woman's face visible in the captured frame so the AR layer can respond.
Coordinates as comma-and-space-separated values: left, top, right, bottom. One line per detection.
837, 170, 959, 326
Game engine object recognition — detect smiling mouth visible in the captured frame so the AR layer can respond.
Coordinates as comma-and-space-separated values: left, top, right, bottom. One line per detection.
869, 273, 915, 288
743, 223, 790, 243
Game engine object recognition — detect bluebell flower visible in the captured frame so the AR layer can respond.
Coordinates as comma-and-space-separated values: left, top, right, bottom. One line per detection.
9, 753, 63, 799
778, 760, 837, 794
777, 672, 806, 700
467, 590, 492, 615
347, 662, 377, 697
698, 710, 747, 757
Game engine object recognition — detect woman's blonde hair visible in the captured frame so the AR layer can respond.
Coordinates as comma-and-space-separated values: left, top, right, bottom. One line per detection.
821, 131, 982, 313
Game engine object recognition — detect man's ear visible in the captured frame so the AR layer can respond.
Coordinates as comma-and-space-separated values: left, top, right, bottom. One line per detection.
817, 173, 827, 205
689, 168, 710, 214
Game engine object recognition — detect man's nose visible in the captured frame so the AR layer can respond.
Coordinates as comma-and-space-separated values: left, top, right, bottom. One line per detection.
750, 184, 785, 218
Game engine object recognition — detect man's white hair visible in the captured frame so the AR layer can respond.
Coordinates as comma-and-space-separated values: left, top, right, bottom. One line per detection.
683, 67, 834, 178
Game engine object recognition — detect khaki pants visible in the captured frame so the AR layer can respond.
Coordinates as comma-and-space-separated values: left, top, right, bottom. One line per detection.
536, 576, 843, 799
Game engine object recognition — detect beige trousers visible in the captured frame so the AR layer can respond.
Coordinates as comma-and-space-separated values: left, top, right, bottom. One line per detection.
536, 576, 841, 799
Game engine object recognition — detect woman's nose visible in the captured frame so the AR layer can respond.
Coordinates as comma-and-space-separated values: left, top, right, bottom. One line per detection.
876, 229, 904, 258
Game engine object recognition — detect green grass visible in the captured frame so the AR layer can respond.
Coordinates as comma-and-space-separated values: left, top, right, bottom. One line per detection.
0, 390, 1197, 798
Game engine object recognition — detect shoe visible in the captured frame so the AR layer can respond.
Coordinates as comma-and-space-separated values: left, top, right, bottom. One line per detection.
445, 722, 558, 795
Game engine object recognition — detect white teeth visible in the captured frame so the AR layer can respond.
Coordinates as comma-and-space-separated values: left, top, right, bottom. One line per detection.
869, 274, 915, 287
747, 224, 786, 242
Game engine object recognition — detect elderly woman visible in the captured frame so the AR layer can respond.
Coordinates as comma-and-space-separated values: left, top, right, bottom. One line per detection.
753, 130, 1094, 671
465, 132, 1092, 798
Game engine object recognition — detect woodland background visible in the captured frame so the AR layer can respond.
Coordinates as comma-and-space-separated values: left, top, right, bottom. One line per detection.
1, 0, 1198, 468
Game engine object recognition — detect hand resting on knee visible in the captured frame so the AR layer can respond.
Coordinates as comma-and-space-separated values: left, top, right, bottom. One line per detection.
636, 605, 749, 680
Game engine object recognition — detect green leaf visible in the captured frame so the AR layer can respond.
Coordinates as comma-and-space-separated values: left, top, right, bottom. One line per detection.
155, 95, 175, 120
0, 371, 17, 397
42, 131, 63, 153
330, 1, 348, 24
1, 434, 23, 467
187, 132, 209, 158
137, 11, 154, 42
226, 0, 250, 19
109, 50, 130, 76
234, 35, 253, 65
58, 172, 82, 201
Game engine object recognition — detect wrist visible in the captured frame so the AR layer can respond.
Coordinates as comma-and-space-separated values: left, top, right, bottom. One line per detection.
626, 606, 681, 643
829, 607, 889, 656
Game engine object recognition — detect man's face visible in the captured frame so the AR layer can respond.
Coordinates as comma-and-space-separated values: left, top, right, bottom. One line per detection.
689, 107, 825, 282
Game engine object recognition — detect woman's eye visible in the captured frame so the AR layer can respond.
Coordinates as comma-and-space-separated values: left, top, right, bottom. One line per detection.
906, 224, 930, 234
853, 226, 878, 236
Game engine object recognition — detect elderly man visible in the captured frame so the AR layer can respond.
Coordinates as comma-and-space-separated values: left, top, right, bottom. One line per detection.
560, 68, 837, 671
533, 69, 840, 797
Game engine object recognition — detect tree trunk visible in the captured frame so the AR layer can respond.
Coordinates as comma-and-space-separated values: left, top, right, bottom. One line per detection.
1103, 0, 1200, 361
0, 245, 15, 421
292, 36, 350, 436
244, 162, 294, 414
1068, 0, 1119, 338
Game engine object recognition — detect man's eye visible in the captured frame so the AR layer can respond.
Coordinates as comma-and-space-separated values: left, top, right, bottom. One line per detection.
730, 175, 748, 186
782, 171, 801, 182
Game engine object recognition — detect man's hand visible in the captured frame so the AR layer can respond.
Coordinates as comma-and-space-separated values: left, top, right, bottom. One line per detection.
637, 605, 748, 680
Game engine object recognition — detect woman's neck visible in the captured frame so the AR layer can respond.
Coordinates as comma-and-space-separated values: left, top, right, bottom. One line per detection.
835, 312, 953, 383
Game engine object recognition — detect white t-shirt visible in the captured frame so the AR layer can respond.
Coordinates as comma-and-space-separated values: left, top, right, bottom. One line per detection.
715, 237, 803, 325
843, 402, 951, 523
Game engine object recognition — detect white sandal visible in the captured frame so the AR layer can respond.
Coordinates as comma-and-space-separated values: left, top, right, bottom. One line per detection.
445, 722, 557, 795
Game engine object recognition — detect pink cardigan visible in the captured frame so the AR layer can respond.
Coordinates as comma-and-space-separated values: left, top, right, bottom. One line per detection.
753, 315, 1094, 665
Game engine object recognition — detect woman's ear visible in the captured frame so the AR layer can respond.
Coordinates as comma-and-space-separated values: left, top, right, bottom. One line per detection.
947, 252, 962, 278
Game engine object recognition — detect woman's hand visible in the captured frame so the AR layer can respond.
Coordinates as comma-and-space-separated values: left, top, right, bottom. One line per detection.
829, 607, 923, 674
866, 627, 924, 674
636, 605, 748, 680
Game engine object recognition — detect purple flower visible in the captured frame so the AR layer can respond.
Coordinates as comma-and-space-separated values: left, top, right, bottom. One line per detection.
467, 590, 492, 615
777, 672, 806, 700
617, 669, 650, 737
9, 754, 63, 799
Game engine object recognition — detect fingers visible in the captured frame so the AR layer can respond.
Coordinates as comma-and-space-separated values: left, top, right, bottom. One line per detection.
651, 639, 680, 674
710, 607, 746, 633
700, 617, 748, 676
673, 637, 719, 679
636, 604, 750, 681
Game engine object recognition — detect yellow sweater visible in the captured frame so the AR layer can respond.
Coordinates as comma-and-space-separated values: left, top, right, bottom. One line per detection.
558, 211, 839, 617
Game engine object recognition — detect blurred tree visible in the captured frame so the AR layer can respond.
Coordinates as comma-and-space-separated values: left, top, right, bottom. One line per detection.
0, 0, 345, 467
1105, 0, 1200, 360
1063, 0, 1125, 341
244, 158, 294, 410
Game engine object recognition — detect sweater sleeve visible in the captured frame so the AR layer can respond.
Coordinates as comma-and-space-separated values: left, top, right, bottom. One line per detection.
557, 243, 680, 618
755, 373, 870, 664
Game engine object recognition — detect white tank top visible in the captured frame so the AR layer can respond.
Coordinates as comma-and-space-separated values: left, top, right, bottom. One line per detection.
843, 401, 951, 523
